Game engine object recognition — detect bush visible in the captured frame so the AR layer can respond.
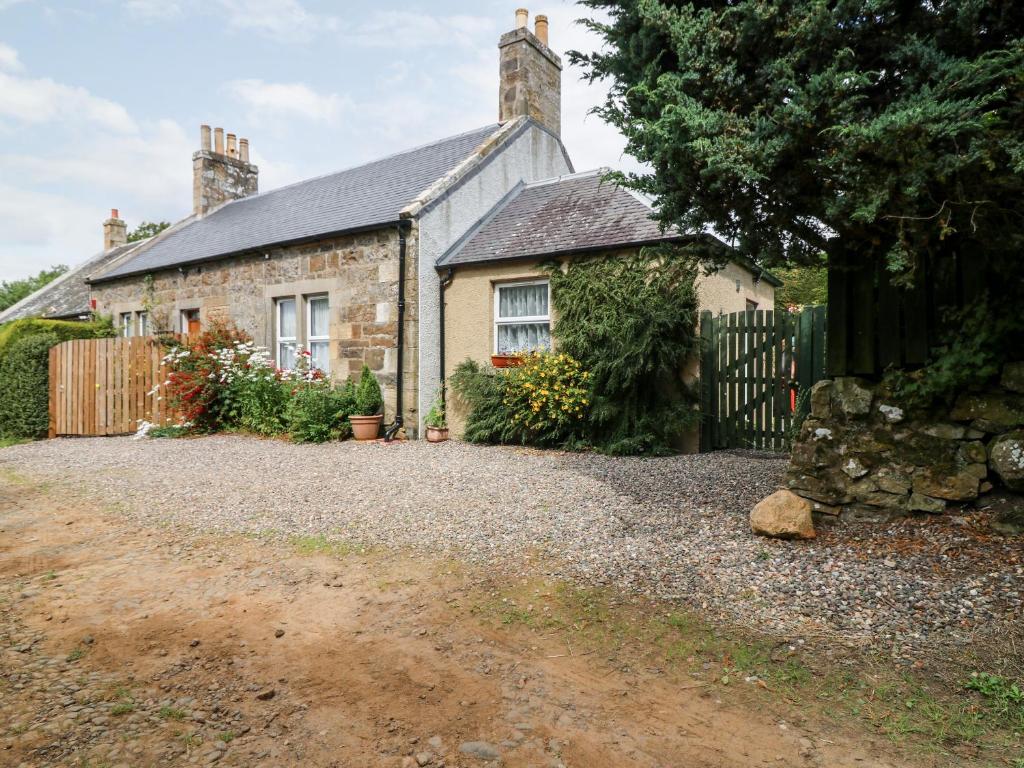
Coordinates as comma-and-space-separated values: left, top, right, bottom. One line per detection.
450, 359, 516, 444
0, 332, 59, 439
353, 365, 383, 416
0, 317, 113, 361
235, 375, 290, 436
287, 382, 355, 443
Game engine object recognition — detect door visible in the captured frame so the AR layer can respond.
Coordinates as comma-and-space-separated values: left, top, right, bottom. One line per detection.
182, 309, 201, 336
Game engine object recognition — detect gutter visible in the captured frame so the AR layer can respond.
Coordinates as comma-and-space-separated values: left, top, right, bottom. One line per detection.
383, 219, 411, 442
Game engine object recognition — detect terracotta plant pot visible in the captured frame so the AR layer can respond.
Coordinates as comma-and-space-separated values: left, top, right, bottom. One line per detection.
349, 414, 383, 441
426, 426, 449, 443
491, 354, 523, 368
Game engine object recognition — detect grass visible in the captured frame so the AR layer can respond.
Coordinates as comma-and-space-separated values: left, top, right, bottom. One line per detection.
110, 686, 135, 716
218, 731, 236, 743
0, 436, 29, 449
65, 646, 87, 662
466, 574, 1024, 765
290, 533, 372, 558
158, 706, 187, 721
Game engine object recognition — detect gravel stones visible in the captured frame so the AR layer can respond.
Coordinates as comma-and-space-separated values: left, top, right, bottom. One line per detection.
2, 436, 1022, 652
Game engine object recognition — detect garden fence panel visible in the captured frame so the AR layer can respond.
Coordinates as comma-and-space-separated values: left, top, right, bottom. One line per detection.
48, 337, 175, 437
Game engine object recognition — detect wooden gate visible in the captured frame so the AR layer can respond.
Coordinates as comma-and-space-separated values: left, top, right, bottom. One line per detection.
48, 337, 174, 437
699, 306, 826, 452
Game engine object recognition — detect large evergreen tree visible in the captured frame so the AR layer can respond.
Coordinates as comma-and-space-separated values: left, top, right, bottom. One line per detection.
570, 1, 1024, 286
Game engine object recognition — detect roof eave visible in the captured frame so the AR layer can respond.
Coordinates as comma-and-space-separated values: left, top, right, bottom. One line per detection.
436, 234, 691, 271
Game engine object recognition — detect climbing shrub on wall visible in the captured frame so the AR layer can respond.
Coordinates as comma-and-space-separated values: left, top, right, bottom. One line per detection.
544, 248, 700, 455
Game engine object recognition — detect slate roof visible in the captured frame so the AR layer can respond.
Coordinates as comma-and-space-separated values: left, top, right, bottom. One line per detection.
0, 241, 144, 322
95, 124, 502, 282
437, 171, 680, 267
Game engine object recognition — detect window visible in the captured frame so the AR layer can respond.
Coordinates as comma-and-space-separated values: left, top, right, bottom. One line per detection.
306, 295, 330, 373
137, 312, 149, 337
745, 299, 759, 311
181, 308, 201, 336
119, 312, 133, 337
276, 298, 297, 370
494, 280, 550, 353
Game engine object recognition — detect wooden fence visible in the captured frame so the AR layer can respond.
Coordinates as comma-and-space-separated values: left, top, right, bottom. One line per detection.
826, 250, 990, 376
48, 337, 174, 437
700, 306, 827, 452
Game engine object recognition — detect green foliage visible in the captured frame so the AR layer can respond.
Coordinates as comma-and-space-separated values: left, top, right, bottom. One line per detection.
0, 265, 68, 312
965, 673, 1024, 729
886, 297, 1024, 408
544, 249, 700, 454
127, 221, 170, 243
353, 364, 383, 416
0, 333, 58, 439
501, 352, 591, 447
234, 375, 289, 436
450, 359, 517, 445
773, 263, 828, 309
424, 394, 446, 429
286, 382, 355, 443
147, 424, 190, 439
0, 317, 113, 361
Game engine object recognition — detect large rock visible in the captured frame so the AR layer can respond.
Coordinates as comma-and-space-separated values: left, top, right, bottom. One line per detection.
809, 380, 833, 420
989, 430, 1024, 491
832, 377, 873, 417
950, 392, 1024, 433
751, 490, 816, 540
912, 466, 980, 501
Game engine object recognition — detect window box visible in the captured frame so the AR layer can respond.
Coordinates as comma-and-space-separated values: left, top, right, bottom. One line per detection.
490, 354, 524, 368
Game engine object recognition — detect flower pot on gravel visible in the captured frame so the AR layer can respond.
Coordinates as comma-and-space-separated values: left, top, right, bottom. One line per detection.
491, 354, 523, 368
426, 426, 449, 443
349, 414, 383, 441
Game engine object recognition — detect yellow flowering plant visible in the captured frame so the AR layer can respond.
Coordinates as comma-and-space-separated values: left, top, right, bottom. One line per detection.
501, 351, 591, 446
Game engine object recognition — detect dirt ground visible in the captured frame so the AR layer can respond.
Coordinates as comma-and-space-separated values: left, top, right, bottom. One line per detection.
0, 476, 966, 768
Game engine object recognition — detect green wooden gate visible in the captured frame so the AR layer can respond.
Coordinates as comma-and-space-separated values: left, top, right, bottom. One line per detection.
699, 306, 826, 452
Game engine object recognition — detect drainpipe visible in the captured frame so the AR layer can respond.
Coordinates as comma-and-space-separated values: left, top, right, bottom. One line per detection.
383, 220, 410, 442
438, 267, 455, 409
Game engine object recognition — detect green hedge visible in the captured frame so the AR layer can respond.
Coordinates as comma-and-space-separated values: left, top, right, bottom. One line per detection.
0, 317, 114, 439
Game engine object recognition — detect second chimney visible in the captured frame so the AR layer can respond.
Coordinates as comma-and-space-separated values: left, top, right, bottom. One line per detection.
498, 8, 562, 137
193, 125, 259, 217
103, 208, 127, 251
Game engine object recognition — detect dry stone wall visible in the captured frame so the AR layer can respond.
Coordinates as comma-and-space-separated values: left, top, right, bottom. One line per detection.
787, 362, 1024, 523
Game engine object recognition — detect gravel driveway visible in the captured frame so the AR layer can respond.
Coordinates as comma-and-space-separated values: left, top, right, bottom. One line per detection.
3, 435, 1021, 654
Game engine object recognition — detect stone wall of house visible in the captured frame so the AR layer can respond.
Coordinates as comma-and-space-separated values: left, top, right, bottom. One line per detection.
91, 224, 421, 435
786, 363, 1024, 522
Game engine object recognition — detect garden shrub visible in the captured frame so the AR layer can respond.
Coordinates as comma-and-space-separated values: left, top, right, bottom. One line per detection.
450, 353, 590, 448
353, 364, 384, 416
0, 332, 59, 439
544, 248, 701, 455
0, 317, 113, 362
286, 382, 355, 443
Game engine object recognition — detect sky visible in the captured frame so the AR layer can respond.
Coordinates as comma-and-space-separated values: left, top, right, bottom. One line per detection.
0, 0, 641, 282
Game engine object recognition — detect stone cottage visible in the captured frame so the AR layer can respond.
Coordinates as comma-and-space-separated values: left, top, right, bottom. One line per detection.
14, 9, 772, 442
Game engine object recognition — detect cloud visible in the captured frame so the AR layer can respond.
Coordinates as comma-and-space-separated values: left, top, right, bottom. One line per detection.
226, 79, 349, 123
0, 71, 138, 132
0, 0, 32, 10
123, 0, 182, 21
0, 42, 21, 71
216, 0, 338, 43
352, 11, 494, 48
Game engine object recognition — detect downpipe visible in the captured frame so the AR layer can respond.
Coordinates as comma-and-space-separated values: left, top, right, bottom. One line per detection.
383, 220, 410, 442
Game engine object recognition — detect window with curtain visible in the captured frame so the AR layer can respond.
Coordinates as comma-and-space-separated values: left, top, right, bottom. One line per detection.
119, 313, 133, 337
277, 298, 297, 370
494, 280, 551, 353
307, 295, 330, 373
136, 312, 149, 337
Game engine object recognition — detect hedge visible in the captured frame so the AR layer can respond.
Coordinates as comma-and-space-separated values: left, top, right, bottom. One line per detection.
0, 317, 114, 439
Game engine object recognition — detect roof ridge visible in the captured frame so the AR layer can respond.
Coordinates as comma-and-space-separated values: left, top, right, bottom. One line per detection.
522, 168, 610, 189
214, 123, 501, 209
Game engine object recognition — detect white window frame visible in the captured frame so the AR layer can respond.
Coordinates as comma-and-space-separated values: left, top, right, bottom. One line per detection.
493, 279, 551, 354
305, 294, 330, 373
276, 297, 297, 370
119, 312, 133, 337
136, 311, 149, 337
180, 308, 200, 334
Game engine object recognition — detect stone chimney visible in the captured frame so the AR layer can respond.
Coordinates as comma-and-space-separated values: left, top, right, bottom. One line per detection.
499, 8, 562, 137
193, 124, 258, 217
103, 208, 127, 251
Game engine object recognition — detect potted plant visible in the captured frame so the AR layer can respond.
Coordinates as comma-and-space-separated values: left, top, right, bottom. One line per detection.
348, 365, 384, 440
490, 344, 523, 368
424, 395, 448, 443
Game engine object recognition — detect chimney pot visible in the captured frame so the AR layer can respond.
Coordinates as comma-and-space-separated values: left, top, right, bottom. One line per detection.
214, 127, 225, 155
200, 124, 212, 151
515, 8, 528, 28
239, 138, 250, 163
110, 208, 119, 220
535, 14, 549, 45
226, 133, 237, 158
